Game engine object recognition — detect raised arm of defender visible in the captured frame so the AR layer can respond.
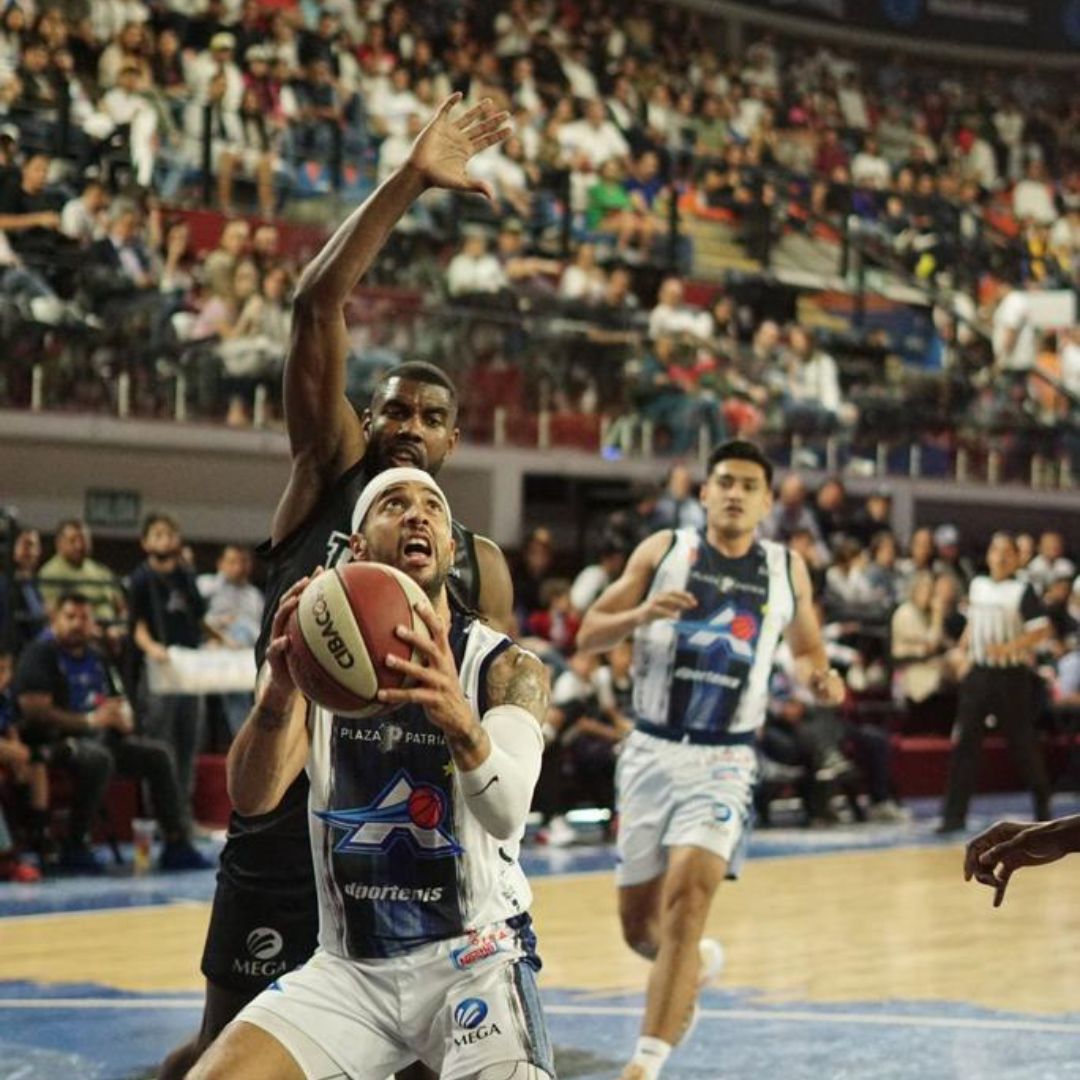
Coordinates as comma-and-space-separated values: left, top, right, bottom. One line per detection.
271, 94, 511, 545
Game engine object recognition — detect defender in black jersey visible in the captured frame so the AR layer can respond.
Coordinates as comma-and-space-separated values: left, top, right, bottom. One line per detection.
160, 93, 514, 1080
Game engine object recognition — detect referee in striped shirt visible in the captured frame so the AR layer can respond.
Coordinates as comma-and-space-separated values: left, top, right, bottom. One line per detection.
939, 532, 1053, 833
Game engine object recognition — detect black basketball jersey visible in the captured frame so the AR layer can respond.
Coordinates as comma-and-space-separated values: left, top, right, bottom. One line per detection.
220, 453, 484, 892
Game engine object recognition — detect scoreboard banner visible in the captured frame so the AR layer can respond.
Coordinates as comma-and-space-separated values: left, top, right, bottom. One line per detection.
750, 0, 1080, 52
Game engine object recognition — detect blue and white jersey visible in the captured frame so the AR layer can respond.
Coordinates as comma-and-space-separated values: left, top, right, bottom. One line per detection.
632, 529, 796, 738
306, 611, 533, 961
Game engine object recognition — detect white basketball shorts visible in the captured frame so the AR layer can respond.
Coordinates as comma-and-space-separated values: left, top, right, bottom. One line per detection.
234, 920, 554, 1080
615, 728, 757, 887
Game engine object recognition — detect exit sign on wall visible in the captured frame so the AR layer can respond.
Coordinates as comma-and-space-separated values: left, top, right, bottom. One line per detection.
85, 488, 142, 529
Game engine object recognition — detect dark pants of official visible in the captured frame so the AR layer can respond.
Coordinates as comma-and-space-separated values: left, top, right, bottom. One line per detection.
940, 666, 1051, 827
51, 734, 187, 846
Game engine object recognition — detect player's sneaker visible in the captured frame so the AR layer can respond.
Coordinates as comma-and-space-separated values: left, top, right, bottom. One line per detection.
538, 814, 575, 847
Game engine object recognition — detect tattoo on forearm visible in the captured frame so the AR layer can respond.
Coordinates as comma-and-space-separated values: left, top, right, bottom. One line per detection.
446, 725, 483, 757
486, 648, 551, 721
252, 700, 291, 732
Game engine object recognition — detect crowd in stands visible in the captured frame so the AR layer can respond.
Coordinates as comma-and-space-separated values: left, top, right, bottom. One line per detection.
0, 1, 1075, 456
2, 471, 1079, 874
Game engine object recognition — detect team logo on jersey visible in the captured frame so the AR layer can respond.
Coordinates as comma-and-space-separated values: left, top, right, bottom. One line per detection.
325, 529, 352, 568
246, 927, 283, 960
315, 769, 461, 858
454, 998, 489, 1030
677, 603, 761, 661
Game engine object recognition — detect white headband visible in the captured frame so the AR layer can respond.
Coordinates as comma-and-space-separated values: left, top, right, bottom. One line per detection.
350, 467, 452, 535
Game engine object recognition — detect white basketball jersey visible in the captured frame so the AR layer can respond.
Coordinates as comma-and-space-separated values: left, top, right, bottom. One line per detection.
306, 612, 533, 960
632, 529, 796, 737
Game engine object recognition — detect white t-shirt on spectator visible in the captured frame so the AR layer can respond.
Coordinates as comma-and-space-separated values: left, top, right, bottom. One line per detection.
558, 264, 605, 303
791, 351, 843, 414
60, 196, 101, 245
561, 58, 598, 101
731, 96, 767, 141
648, 303, 711, 342
851, 152, 891, 190
558, 119, 628, 168
1012, 179, 1057, 225
837, 86, 869, 130
992, 289, 1037, 372
446, 252, 507, 296
377, 131, 412, 184
369, 87, 424, 137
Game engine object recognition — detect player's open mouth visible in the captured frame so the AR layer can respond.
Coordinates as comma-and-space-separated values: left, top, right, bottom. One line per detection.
401, 536, 433, 567
390, 444, 423, 465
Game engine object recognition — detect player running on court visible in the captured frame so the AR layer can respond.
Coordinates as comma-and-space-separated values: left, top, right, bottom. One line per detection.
190, 469, 554, 1080
577, 439, 845, 1080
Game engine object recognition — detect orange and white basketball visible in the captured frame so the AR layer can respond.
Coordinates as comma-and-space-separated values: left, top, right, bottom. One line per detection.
285, 562, 433, 719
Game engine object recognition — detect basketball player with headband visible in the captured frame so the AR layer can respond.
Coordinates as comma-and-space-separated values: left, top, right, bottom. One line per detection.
161, 95, 515, 1080
189, 467, 555, 1080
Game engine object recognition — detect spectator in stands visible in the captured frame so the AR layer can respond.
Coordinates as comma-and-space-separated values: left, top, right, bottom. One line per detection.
654, 462, 706, 531
933, 523, 975, 588
558, 242, 606, 304
129, 512, 214, 827
0, 648, 43, 880
38, 519, 125, 629
850, 490, 893, 547
851, 135, 891, 191
897, 526, 935, 597
100, 62, 160, 188
891, 571, 958, 732
514, 526, 556, 627
558, 97, 629, 169
1026, 530, 1070, 595
864, 531, 902, 610
1041, 568, 1078, 653
196, 544, 263, 736
5, 528, 46, 654
992, 277, 1042, 378
87, 197, 158, 293
185, 32, 245, 212
569, 536, 628, 614
635, 335, 723, 455
525, 578, 580, 658
586, 158, 658, 257
783, 325, 855, 435
1013, 159, 1058, 226
824, 536, 884, 625
202, 219, 250, 299
0, 153, 67, 266
813, 478, 852, 547
647, 276, 710, 342
60, 179, 109, 247
556, 647, 627, 822
13, 591, 210, 873
445, 229, 507, 298
761, 474, 827, 560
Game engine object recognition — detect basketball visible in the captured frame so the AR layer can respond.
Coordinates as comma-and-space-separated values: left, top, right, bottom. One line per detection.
284, 562, 433, 719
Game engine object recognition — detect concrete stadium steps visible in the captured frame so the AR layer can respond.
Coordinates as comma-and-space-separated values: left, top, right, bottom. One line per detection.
681, 217, 762, 275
